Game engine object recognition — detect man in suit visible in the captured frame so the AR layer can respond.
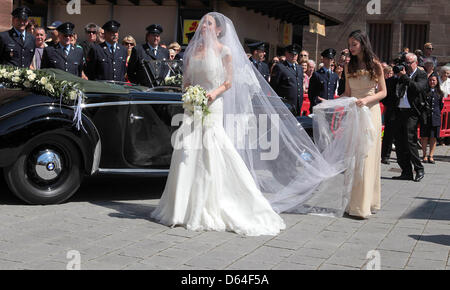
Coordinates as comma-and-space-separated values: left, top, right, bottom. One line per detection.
248, 42, 270, 82
86, 20, 127, 82
308, 48, 339, 112
0, 6, 35, 68
127, 24, 169, 87
392, 53, 427, 182
270, 44, 304, 116
380, 72, 400, 164
40, 22, 84, 77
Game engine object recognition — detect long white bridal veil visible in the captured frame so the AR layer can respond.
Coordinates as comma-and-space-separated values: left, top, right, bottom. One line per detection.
184, 13, 375, 216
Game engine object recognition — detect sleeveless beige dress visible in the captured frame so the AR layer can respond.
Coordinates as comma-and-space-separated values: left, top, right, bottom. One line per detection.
347, 70, 381, 218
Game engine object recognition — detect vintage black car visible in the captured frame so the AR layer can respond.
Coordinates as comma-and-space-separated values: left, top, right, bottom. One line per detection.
0, 62, 312, 205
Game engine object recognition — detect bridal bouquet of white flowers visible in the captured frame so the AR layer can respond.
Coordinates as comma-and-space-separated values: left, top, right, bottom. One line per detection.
182, 85, 210, 117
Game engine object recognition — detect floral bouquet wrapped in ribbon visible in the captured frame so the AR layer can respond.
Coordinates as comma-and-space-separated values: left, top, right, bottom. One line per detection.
182, 85, 210, 117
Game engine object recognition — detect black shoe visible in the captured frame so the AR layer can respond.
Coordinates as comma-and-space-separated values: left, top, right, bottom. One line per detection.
414, 171, 425, 182
381, 158, 390, 165
392, 174, 414, 181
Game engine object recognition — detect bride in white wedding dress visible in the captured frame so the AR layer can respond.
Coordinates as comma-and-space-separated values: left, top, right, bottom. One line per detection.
150, 13, 286, 236
150, 13, 375, 236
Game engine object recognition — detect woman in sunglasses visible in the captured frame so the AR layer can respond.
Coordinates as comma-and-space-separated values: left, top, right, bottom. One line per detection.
122, 35, 136, 81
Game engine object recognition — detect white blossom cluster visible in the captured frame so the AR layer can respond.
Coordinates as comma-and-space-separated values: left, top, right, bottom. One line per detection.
0, 65, 83, 102
182, 85, 210, 116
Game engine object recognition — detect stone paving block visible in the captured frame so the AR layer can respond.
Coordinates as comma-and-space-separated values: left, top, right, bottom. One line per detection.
376, 250, 410, 269
405, 257, 447, 270
279, 213, 306, 228
409, 249, 449, 261
0, 258, 24, 270
325, 255, 367, 269
225, 259, 274, 270
22, 259, 67, 270
189, 231, 237, 245
164, 227, 204, 238
318, 263, 360, 270
293, 247, 336, 259
140, 254, 184, 268
264, 238, 305, 250
91, 252, 141, 268
91, 234, 137, 249
81, 260, 125, 270
158, 247, 202, 263
173, 240, 219, 254
184, 255, 235, 270
272, 262, 317, 270
122, 262, 164, 270
76, 245, 117, 262
239, 245, 294, 265
286, 254, 326, 267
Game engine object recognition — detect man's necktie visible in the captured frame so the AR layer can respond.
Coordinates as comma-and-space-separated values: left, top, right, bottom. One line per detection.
19, 33, 24, 45
64, 46, 69, 56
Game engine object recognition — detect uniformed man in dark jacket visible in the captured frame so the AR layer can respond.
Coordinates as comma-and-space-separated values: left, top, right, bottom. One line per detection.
40, 22, 84, 77
127, 24, 169, 87
86, 20, 127, 82
308, 48, 339, 112
270, 44, 304, 116
0, 7, 35, 68
248, 42, 270, 82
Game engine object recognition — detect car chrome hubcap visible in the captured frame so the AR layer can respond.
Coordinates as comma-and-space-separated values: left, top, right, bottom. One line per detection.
34, 150, 62, 181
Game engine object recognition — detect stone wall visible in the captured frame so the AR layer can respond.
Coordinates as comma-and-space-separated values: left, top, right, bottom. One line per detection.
0, 0, 13, 32
303, 0, 450, 66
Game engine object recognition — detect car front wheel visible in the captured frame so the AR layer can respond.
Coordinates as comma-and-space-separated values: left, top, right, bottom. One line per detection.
4, 135, 83, 205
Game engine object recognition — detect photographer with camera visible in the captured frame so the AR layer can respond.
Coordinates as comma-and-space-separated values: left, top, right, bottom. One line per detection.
391, 53, 428, 182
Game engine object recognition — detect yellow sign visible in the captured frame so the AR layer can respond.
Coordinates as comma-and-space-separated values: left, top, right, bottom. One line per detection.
309, 15, 325, 36
282, 23, 292, 46
183, 19, 199, 45
29, 16, 43, 27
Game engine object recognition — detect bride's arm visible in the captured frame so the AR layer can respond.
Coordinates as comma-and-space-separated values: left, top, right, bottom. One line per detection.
207, 53, 232, 103
355, 61, 387, 107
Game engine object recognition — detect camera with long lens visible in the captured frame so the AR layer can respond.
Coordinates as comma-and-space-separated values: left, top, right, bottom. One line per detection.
393, 52, 407, 74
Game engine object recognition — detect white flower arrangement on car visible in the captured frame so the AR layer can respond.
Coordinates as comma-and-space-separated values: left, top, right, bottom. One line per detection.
0, 65, 84, 104
0, 65, 86, 131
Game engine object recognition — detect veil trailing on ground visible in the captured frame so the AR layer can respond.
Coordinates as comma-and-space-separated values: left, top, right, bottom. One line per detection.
183, 13, 374, 215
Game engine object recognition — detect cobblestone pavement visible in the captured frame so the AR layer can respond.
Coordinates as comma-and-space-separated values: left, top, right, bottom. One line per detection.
0, 146, 449, 270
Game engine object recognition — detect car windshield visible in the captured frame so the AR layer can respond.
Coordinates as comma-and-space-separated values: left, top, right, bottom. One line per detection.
141, 59, 183, 89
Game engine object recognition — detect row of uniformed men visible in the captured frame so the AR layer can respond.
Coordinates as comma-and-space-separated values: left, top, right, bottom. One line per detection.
0, 7, 169, 86
249, 41, 343, 116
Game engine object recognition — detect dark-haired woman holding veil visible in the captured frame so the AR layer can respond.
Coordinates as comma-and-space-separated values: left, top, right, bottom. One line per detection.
343, 30, 387, 219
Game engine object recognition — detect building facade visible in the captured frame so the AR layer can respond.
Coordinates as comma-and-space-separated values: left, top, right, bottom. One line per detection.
2, 0, 448, 66
303, 0, 450, 66
2, 0, 339, 61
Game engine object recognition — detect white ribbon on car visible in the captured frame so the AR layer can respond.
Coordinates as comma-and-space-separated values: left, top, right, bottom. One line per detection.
60, 84, 87, 133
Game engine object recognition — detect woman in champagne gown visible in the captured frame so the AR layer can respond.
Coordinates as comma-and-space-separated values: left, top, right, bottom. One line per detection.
150, 13, 286, 236
343, 30, 387, 218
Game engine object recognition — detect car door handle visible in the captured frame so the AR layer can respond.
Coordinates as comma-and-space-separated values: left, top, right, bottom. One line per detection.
130, 113, 144, 124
